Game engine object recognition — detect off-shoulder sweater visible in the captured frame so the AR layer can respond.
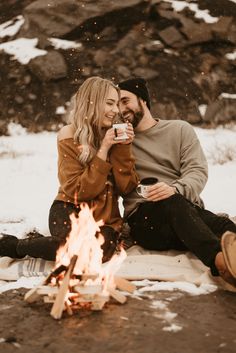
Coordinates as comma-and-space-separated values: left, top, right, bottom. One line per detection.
55, 138, 138, 232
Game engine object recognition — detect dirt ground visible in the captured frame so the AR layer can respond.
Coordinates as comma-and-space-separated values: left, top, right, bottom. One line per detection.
0, 287, 235, 353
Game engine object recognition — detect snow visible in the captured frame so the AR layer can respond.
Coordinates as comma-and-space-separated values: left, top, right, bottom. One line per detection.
138, 281, 217, 295
0, 38, 47, 64
225, 50, 236, 60
0, 122, 235, 238
56, 106, 66, 115
0, 122, 236, 295
220, 93, 236, 99
164, 0, 219, 23
0, 15, 24, 38
198, 104, 207, 117
48, 37, 82, 50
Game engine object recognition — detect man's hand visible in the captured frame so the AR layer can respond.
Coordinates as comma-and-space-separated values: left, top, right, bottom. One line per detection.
146, 182, 176, 201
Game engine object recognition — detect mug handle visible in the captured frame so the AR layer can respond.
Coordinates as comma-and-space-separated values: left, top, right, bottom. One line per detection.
136, 185, 142, 196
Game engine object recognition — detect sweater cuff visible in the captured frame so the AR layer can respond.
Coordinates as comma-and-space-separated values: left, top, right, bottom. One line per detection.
92, 155, 112, 174
172, 183, 184, 195
111, 143, 132, 156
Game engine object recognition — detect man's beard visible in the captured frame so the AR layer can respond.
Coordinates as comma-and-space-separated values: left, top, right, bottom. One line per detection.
132, 110, 144, 128
124, 99, 144, 128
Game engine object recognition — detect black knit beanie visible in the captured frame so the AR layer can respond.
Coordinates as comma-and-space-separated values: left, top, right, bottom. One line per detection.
118, 77, 151, 110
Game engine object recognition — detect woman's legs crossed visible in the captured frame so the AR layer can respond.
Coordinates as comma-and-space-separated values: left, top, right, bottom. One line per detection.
16, 201, 78, 261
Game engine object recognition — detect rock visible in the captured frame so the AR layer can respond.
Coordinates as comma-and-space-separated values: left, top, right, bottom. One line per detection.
80, 66, 92, 77
185, 103, 202, 124
180, 18, 213, 44
158, 26, 186, 47
133, 67, 158, 80
21, 0, 148, 38
199, 53, 218, 74
99, 27, 118, 42
157, 9, 181, 21
94, 49, 110, 66
143, 40, 164, 53
227, 23, 236, 44
28, 93, 37, 100
0, 0, 235, 132
28, 51, 68, 81
153, 101, 180, 120
211, 16, 233, 40
117, 65, 131, 78
14, 95, 24, 104
112, 23, 147, 54
203, 98, 236, 124
23, 75, 31, 84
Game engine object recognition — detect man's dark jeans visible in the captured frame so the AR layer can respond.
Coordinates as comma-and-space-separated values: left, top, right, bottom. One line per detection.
127, 194, 236, 275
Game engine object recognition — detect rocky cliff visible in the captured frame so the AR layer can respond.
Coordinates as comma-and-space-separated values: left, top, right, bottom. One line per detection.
0, 0, 235, 134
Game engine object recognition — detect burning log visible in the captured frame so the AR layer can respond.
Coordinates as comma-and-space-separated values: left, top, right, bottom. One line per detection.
24, 203, 136, 319
50, 254, 78, 319
114, 276, 136, 293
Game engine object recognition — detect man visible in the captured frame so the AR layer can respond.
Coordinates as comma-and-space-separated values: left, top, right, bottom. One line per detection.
118, 77, 236, 287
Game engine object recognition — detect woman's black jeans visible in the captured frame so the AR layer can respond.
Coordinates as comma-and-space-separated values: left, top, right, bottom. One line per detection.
127, 194, 236, 275
17, 201, 118, 262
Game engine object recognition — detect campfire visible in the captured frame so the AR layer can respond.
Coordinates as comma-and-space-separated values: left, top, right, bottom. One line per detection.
24, 203, 135, 319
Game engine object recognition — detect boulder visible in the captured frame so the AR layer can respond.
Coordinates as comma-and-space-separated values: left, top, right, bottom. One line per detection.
180, 18, 213, 44
203, 98, 236, 124
28, 51, 68, 81
158, 26, 186, 47
133, 67, 159, 80
20, 0, 147, 38
211, 16, 233, 40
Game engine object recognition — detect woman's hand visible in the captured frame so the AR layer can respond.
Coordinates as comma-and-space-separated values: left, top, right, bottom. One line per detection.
97, 124, 135, 161
97, 128, 121, 160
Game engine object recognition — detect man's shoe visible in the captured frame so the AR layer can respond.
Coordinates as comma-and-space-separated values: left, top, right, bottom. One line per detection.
215, 231, 236, 287
221, 231, 236, 279
0, 234, 19, 258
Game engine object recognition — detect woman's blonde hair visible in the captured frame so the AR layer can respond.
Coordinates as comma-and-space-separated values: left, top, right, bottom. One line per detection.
69, 76, 119, 165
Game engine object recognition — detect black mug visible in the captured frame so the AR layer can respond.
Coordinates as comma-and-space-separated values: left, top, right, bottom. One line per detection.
136, 177, 158, 198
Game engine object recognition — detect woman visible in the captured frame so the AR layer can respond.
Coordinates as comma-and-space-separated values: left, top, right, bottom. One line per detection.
0, 77, 138, 262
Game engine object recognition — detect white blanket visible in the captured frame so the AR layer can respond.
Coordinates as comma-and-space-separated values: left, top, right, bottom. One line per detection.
0, 245, 235, 292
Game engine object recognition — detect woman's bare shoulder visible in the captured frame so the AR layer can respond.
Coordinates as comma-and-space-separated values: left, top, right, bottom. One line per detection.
57, 124, 75, 141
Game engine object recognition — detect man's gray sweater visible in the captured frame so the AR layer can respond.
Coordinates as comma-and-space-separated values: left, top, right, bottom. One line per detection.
123, 119, 208, 218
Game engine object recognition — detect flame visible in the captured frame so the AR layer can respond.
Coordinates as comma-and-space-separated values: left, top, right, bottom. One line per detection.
55, 202, 126, 291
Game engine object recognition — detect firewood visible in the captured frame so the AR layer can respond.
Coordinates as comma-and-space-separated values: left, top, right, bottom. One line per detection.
43, 296, 56, 303
44, 264, 67, 284
114, 276, 136, 293
90, 294, 109, 310
24, 265, 66, 303
65, 302, 73, 316
74, 284, 102, 294
107, 287, 127, 304
37, 286, 58, 295
24, 286, 41, 303
50, 255, 78, 320
91, 299, 107, 311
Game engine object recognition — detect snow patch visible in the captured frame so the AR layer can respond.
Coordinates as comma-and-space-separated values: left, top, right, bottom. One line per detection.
0, 38, 47, 64
225, 50, 236, 60
0, 15, 25, 38
48, 37, 82, 50
164, 0, 219, 23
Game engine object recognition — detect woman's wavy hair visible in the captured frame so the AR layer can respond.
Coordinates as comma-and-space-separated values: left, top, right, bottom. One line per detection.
68, 76, 119, 165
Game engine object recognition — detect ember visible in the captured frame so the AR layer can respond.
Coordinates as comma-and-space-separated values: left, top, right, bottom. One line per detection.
24, 203, 135, 319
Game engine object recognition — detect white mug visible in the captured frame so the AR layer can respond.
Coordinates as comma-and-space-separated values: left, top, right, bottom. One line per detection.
136, 177, 158, 198
113, 123, 128, 141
